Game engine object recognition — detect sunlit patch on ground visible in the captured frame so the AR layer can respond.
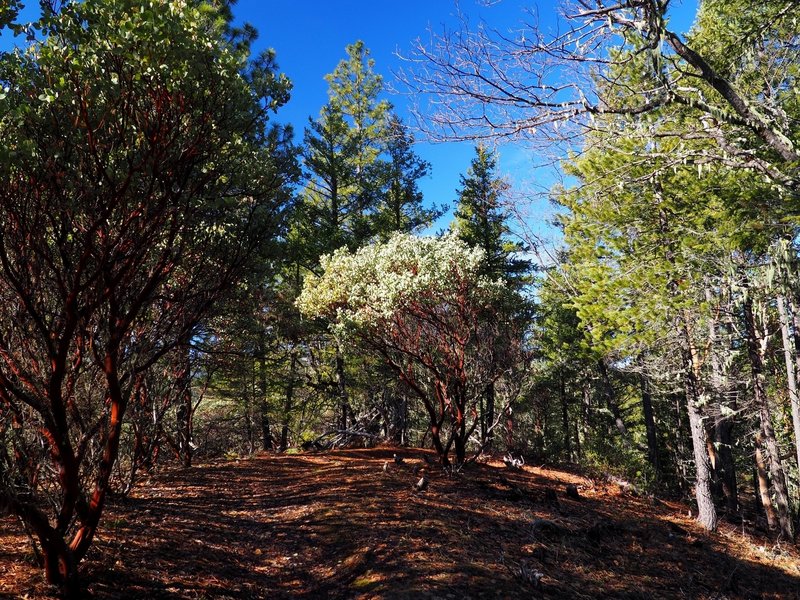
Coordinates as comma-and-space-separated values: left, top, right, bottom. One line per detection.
1, 449, 799, 599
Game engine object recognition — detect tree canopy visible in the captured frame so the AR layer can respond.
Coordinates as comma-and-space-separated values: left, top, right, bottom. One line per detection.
0, 0, 294, 593
4, 2, 800, 594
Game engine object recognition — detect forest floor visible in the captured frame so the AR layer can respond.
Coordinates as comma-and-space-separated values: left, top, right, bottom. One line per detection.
1, 448, 799, 599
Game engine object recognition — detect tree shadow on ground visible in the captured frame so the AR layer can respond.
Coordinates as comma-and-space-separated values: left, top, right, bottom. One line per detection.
2, 448, 799, 599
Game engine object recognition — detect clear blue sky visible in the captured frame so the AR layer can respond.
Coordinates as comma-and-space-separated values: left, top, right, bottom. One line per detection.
236, 0, 700, 234
2, 0, 700, 234
241, 0, 551, 230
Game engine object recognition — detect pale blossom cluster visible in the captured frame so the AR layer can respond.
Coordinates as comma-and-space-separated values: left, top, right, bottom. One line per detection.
297, 232, 505, 333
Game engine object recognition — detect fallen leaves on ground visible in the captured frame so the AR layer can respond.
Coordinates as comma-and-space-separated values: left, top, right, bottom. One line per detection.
1, 448, 799, 599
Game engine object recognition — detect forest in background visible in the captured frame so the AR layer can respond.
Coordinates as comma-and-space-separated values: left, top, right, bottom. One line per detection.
1, 0, 800, 597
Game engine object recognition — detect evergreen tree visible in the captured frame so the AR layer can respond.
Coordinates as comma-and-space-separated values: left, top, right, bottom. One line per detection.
373, 114, 442, 237
325, 40, 390, 175
451, 146, 532, 449
452, 145, 530, 287
298, 41, 391, 431
299, 40, 391, 260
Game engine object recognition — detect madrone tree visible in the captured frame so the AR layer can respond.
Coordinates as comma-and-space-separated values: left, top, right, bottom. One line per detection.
0, 1, 294, 594
297, 233, 525, 466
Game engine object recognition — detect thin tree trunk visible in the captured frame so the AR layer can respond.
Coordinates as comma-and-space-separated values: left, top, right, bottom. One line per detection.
484, 382, 495, 450
581, 378, 591, 454
69, 352, 131, 567
259, 353, 273, 451
505, 405, 514, 450
402, 395, 409, 446
789, 294, 800, 376
754, 431, 778, 530
560, 372, 571, 461
244, 389, 253, 454
533, 395, 545, 457
776, 295, 800, 472
714, 420, 738, 515
640, 372, 659, 473
682, 323, 718, 532
335, 346, 349, 431
744, 297, 795, 540
175, 341, 193, 468
280, 351, 297, 452
672, 392, 689, 493
705, 289, 738, 514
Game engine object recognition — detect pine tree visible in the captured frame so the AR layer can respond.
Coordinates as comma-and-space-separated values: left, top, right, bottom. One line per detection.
373, 115, 442, 237
300, 41, 390, 259
298, 41, 391, 431
451, 146, 532, 449
452, 145, 530, 288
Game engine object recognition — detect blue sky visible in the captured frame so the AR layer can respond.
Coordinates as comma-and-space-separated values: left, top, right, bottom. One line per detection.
238, 0, 700, 235
2, 0, 701, 236
243, 0, 550, 229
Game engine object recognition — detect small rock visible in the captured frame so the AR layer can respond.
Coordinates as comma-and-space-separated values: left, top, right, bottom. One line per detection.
543, 488, 559, 505
531, 518, 566, 540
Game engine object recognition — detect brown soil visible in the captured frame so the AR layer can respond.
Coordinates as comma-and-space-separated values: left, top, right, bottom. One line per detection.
1, 448, 799, 599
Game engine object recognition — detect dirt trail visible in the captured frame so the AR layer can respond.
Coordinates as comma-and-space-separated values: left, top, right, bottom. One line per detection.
2, 448, 799, 599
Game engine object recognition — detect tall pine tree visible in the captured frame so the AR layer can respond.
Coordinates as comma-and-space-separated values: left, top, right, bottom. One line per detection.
452, 145, 530, 288
300, 40, 390, 260
298, 41, 391, 431
373, 115, 442, 237
451, 145, 531, 449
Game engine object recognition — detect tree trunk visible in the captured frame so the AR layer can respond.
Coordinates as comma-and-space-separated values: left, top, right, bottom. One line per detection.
175, 341, 193, 468
505, 404, 514, 450
684, 381, 718, 531
789, 294, 800, 381
280, 351, 297, 452
244, 387, 254, 454
430, 424, 447, 465
672, 392, 689, 493
42, 534, 80, 599
755, 431, 778, 531
713, 419, 738, 515
532, 395, 545, 458
744, 297, 795, 540
335, 346, 350, 431
776, 295, 800, 472
580, 379, 591, 457
259, 353, 273, 451
704, 291, 738, 514
560, 372, 571, 462
17, 500, 81, 599
640, 373, 659, 473
682, 327, 718, 532
454, 433, 467, 466
389, 394, 399, 443
484, 382, 496, 450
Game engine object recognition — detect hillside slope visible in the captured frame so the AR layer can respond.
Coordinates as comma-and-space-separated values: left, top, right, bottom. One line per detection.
1, 449, 799, 599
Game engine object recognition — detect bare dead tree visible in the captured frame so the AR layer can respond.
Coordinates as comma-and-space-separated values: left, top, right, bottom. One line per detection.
398, 0, 800, 195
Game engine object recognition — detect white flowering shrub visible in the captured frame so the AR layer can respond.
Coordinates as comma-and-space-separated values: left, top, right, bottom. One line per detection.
298, 232, 518, 465
298, 232, 503, 327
